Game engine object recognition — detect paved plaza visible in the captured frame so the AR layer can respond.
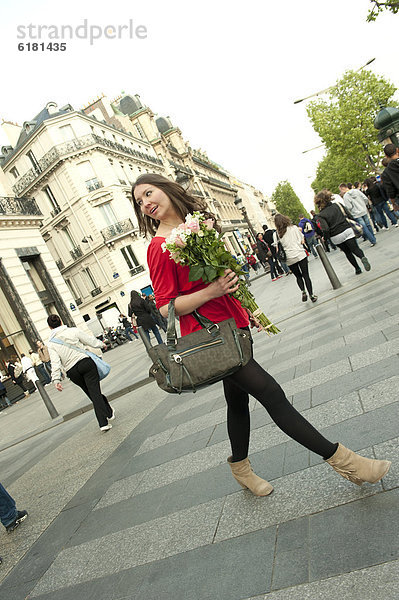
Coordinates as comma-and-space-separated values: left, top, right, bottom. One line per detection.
0, 231, 398, 599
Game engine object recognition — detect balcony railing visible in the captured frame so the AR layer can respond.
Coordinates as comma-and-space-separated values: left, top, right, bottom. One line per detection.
101, 218, 135, 242
50, 205, 62, 218
86, 178, 103, 192
90, 287, 102, 297
70, 246, 83, 260
75, 297, 83, 306
12, 133, 164, 196
55, 259, 64, 270
0, 196, 42, 216
130, 265, 145, 277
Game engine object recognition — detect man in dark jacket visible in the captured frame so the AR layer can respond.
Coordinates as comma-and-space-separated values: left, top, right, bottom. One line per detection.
382, 144, 399, 217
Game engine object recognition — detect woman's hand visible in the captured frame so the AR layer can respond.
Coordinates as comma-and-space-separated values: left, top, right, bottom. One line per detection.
207, 269, 240, 299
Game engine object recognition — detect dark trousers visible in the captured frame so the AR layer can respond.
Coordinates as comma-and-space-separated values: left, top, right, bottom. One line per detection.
336, 237, 364, 271
223, 358, 336, 462
267, 256, 278, 279
67, 358, 112, 427
289, 257, 313, 296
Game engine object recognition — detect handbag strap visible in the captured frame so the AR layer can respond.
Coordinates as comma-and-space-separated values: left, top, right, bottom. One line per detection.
166, 299, 219, 348
51, 337, 92, 359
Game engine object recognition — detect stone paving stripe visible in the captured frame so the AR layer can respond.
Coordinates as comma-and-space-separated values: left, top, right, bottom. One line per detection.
349, 337, 399, 371
243, 559, 399, 600
30, 498, 224, 597
96, 392, 364, 509
359, 375, 399, 413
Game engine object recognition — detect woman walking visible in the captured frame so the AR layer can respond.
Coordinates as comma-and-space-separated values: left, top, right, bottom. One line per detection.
131, 173, 390, 496
128, 291, 163, 344
255, 233, 269, 272
315, 190, 371, 275
6, 357, 30, 398
47, 314, 114, 432
274, 214, 317, 303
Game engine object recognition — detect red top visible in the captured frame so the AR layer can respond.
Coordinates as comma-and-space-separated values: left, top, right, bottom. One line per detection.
147, 236, 249, 336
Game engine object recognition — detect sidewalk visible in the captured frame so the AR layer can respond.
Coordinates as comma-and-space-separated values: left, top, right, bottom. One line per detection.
0, 229, 398, 599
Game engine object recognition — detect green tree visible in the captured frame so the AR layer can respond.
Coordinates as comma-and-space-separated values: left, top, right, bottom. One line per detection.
311, 151, 368, 194
367, 0, 399, 21
307, 69, 397, 193
271, 181, 309, 223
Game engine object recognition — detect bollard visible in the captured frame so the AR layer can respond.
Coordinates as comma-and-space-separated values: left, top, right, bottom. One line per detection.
138, 326, 153, 354
35, 380, 59, 419
315, 243, 342, 289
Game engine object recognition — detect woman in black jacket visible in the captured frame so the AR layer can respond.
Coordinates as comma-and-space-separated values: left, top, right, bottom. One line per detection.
128, 291, 163, 344
255, 233, 269, 272
314, 190, 370, 275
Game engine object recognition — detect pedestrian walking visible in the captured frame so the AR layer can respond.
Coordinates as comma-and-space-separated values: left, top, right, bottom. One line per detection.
274, 214, 317, 303
382, 144, 399, 215
6, 356, 30, 398
47, 314, 114, 432
298, 215, 318, 257
29, 350, 51, 384
36, 341, 52, 376
261, 227, 285, 280
128, 290, 163, 344
20, 353, 40, 389
364, 176, 398, 230
255, 233, 270, 272
315, 189, 371, 275
339, 183, 377, 245
0, 380, 11, 407
132, 173, 390, 495
118, 314, 138, 341
146, 295, 168, 332
0, 482, 28, 533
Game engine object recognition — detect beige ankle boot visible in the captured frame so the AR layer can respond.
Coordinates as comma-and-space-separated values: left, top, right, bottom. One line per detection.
228, 456, 273, 496
326, 443, 391, 486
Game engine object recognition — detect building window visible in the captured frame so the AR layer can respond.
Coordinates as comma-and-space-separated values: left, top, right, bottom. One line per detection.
135, 123, 145, 139
64, 226, 77, 249
10, 167, 19, 179
99, 203, 117, 226
121, 245, 139, 270
43, 185, 60, 212
59, 124, 75, 141
82, 267, 98, 289
27, 150, 41, 173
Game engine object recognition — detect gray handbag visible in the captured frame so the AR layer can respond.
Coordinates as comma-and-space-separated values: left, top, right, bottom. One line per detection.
148, 299, 252, 394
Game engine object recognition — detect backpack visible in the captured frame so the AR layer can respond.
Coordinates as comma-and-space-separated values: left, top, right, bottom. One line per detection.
13, 363, 23, 378
304, 221, 313, 233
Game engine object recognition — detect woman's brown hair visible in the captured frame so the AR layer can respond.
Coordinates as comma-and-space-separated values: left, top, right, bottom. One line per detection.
131, 173, 218, 237
314, 189, 333, 211
274, 213, 292, 238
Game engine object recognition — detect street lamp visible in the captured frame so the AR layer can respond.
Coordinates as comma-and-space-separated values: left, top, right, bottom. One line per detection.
293, 58, 376, 104
234, 196, 257, 242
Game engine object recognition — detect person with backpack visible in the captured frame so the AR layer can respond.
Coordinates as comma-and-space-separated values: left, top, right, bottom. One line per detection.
298, 215, 318, 258
6, 356, 30, 398
275, 213, 318, 303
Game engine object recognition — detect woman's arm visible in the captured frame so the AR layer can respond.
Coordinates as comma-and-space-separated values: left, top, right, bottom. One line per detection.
159, 269, 239, 317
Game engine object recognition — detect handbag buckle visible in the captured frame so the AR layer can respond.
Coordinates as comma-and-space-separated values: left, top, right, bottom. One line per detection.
206, 323, 219, 334
172, 354, 183, 363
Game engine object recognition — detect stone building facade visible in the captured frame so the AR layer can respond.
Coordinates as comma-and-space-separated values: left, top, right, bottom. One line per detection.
0, 167, 79, 376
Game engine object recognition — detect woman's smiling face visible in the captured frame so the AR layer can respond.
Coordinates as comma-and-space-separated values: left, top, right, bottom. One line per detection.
134, 183, 175, 222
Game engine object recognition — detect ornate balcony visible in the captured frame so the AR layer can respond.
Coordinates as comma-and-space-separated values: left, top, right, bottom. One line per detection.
0, 196, 42, 216
101, 218, 135, 242
86, 178, 103, 192
130, 265, 145, 276
55, 259, 64, 270
70, 246, 83, 260
90, 287, 102, 297
75, 297, 83, 306
12, 134, 164, 196
50, 205, 62, 218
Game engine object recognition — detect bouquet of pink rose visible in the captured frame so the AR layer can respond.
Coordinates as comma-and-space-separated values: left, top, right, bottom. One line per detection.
162, 212, 280, 335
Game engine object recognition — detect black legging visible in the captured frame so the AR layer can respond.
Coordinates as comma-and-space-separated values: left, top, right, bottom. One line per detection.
223, 358, 337, 462
289, 257, 313, 295
336, 237, 364, 270
67, 357, 112, 427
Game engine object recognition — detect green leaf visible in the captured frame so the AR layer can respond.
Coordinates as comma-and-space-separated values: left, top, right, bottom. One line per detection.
188, 265, 205, 282
204, 265, 217, 281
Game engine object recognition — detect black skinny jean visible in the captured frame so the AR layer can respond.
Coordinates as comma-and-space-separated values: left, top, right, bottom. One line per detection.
223, 358, 337, 462
289, 257, 313, 296
336, 237, 364, 270
67, 357, 112, 427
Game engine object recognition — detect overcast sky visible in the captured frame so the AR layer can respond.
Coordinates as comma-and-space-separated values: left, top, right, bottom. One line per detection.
1, 0, 398, 210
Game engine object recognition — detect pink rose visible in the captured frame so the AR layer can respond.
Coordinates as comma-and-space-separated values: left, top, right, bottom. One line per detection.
174, 235, 187, 248
203, 218, 214, 231
186, 219, 200, 233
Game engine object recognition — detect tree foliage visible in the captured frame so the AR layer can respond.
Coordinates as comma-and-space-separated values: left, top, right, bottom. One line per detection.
307, 69, 397, 193
367, 0, 399, 21
271, 181, 309, 223
311, 151, 369, 194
